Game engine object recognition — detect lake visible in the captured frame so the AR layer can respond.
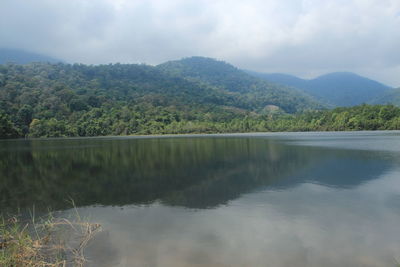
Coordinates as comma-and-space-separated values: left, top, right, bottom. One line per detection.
1, 131, 400, 266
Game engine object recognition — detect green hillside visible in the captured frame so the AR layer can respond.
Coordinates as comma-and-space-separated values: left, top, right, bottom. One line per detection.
157, 57, 323, 113
1, 60, 399, 139
0, 62, 257, 137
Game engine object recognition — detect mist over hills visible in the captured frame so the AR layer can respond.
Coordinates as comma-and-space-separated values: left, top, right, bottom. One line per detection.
370, 88, 400, 106
247, 71, 392, 107
0, 48, 63, 64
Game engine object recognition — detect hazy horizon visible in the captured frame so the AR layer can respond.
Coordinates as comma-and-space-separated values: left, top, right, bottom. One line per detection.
1, 0, 399, 86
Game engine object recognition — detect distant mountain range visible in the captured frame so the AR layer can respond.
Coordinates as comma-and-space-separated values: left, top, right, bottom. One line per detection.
246, 71, 392, 107
0, 48, 397, 108
0, 48, 63, 64
1, 55, 400, 138
370, 88, 400, 106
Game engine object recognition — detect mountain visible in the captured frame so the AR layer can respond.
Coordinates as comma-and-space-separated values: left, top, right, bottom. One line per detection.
247, 71, 391, 107
245, 71, 307, 89
0, 62, 249, 118
157, 57, 323, 113
308, 72, 391, 106
370, 88, 400, 106
0, 48, 63, 64
0, 60, 325, 138
0, 61, 399, 139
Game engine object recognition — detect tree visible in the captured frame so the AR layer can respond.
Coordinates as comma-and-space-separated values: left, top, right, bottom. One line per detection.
0, 112, 20, 138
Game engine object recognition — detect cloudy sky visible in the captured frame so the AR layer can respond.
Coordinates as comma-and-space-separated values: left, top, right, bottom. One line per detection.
1, 0, 400, 86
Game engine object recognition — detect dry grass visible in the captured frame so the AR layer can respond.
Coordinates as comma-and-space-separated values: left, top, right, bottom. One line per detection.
0, 211, 101, 267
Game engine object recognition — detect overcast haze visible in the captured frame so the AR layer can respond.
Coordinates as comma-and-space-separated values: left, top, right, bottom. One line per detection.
1, 0, 399, 86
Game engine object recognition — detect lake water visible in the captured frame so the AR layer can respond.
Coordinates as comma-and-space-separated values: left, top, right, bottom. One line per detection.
1, 131, 400, 266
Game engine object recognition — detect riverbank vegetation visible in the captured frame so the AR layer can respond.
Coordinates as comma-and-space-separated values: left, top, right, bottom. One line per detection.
0, 212, 100, 266
1, 103, 399, 138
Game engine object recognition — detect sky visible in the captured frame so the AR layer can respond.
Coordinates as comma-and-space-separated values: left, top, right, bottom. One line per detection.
1, 0, 400, 86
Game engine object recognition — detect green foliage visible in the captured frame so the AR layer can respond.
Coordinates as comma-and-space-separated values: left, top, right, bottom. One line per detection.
266, 104, 400, 132
0, 112, 20, 139
0, 62, 399, 138
157, 56, 324, 112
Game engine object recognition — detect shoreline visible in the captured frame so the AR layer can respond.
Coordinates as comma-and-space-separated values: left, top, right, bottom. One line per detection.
1, 129, 400, 141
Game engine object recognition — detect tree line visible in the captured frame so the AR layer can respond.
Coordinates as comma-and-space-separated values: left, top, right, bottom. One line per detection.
1, 103, 399, 139
0, 63, 399, 139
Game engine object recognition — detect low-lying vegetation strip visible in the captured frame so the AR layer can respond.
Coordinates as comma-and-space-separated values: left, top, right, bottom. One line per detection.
2, 104, 400, 138
0, 212, 100, 267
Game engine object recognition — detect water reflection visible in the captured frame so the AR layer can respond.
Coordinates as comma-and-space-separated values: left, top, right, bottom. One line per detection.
0, 134, 396, 211
79, 170, 400, 267
1, 132, 400, 266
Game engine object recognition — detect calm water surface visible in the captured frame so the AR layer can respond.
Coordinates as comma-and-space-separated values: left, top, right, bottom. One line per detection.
1, 131, 400, 266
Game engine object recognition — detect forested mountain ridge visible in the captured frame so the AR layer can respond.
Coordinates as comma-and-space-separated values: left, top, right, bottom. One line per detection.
0, 62, 258, 137
1, 60, 399, 139
248, 71, 391, 107
157, 57, 323, 113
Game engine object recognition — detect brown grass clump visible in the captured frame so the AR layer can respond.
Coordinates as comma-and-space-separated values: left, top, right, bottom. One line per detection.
0, 212, 101, 267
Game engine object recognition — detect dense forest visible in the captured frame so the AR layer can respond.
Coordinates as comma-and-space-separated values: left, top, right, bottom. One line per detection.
157, 57, 322, 112
0, 59, 399, 139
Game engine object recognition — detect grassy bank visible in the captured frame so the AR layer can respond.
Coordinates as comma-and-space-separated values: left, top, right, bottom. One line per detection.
0, 212, 100, 267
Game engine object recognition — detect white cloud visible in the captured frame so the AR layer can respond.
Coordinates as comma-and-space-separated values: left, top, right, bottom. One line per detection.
0, 0, 399, 86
